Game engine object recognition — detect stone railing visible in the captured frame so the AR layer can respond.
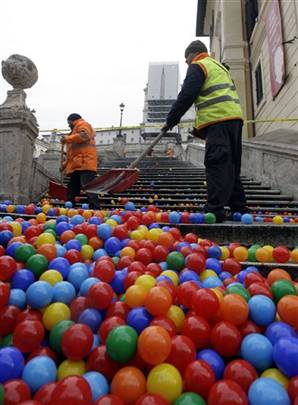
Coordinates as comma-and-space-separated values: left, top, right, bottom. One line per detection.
30, 160, 56, 202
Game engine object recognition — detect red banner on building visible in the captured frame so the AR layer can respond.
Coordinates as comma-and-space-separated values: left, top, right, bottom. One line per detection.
265, 0, 285, 97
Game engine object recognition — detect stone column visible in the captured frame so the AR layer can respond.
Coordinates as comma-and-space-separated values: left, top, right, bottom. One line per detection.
0, 54, 39, 203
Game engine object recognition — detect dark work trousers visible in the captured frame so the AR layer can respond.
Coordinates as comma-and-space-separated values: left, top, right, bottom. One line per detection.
204, 120, 247, 220
67, 170, 100, 209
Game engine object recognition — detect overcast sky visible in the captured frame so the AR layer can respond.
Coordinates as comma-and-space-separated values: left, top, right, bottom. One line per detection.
0, 0, 209, 131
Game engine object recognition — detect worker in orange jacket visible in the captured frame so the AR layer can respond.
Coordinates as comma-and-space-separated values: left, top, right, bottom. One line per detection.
62, 113, 100, 209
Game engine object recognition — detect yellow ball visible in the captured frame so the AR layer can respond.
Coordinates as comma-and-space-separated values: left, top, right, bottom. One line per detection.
125, 285, 148, 308
135, 275, 156, 292
261, 368, 288, 388
39, 270, 63, 286
42, 204, 51, 214
130, 230, 143, 241
255, 247, 271, 263
167, 305, 185, 333
212, 287, 224, 303
155, 213, 162, 222
263, 245, 274, 261
6, 205, 15, 213
120, 246, 135, 258
81, 245, 94, 261
10, 222, 22, 236
68, 209, 78, 217
59, 208, 67, 215
137, 225, 149, 239
36, 213, 47, 224
106, 219, 117, 228
161, 270, 179, 286
148, 228, 162, 242
58, 359, 86, 380
220, 246, 230, 260
83, 210, 92, 219
147, 363, 182, 403
273, 215, 284, 225
42, 303, 71, 330
291, 248, 298, 263
233, 246, 248, 262
200, 269, 218, 281
36, 232, 56, 248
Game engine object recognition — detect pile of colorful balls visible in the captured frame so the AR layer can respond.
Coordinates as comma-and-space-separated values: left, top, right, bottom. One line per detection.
0, 203, 298, 404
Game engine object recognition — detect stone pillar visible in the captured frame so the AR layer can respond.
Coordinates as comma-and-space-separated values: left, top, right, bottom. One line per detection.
221, 0, 253, 138
0, 54, 39, 203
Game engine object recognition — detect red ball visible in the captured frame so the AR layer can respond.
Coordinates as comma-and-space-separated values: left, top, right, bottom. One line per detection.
4, 379, 31, 404
288, 376, 298, 401
182, 315, 211, 349
85, 224, 98, 239
185, 253, 206, 274
248, 282, 273, 299
238, 320, 263, 337
70, 297, 87, 322
0, 305, 21, 336
124, 271, 142, 290
184, 360, 216, 398
98, 316, 125, 343
16, 309, 43, 325
51, 376, 92, 404
272, 246, 291, 263
244, 272, 265, 288
13, 320, 44, 353
93, 260, 115, 283
135, 248, 153, 265
64, 249, 82, 264
94, 394, 124, 405
211, 321, 242, 357
152, 245, 169, 262
222, 258, 241, 276
150, 316, 177, 337
27, 347, 57, 364
87, 282, 114, 310
177, 281, 200, 308
0, 281, 10, 307
0, 256, 17, 281
166, 335, 196, 374
87, 346, 120, 381
223, 359, 257, 392
184, 233, 198, 243
117, 256, 133, 270
136, 393, 168, 405
128, 261, 146, 274
106, 302, 130, 320
126, 216, 140, 230
61, 324, 93, 360
34, 382, 56, 404
146, 263, 162, 278
192, 289, 219, 320
113, 225, 129, 240
208, 380, 248, 405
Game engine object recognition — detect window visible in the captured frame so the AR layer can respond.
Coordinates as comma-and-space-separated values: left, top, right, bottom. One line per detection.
245, 0, 258, 40
130, 137, 134, 142
255, 62, 263, 105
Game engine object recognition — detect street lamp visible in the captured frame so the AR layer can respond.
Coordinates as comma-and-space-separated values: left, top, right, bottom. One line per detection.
118, 102, 125, 138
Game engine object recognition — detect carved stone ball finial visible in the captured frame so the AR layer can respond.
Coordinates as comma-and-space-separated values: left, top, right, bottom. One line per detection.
1, 54, 38, 89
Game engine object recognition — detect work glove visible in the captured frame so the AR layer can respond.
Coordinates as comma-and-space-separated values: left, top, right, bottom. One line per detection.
188, 127, 206, 140
161, 123, 171, 133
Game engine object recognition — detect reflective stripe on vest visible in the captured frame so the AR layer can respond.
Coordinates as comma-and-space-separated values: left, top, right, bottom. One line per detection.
193, 56, 243, 129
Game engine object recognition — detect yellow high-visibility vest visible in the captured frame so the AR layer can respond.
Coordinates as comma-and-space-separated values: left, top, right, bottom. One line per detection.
193, 56, 243, 129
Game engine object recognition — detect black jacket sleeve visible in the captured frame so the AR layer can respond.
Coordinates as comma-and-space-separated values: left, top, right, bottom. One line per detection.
166, 64, 205, 129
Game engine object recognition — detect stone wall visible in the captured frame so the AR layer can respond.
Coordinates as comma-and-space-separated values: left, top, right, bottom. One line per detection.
30, 161, 54, 202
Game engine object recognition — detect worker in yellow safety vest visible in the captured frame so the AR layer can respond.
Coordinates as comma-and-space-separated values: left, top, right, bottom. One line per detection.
162, 40, 249, 222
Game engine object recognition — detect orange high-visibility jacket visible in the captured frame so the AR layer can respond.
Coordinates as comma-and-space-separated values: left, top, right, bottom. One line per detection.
64, 118, 97, 175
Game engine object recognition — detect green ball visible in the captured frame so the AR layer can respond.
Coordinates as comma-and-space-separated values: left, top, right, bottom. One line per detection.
26, 254, 48, 277
247, 247, 257, 262
75, 233, 88, 245
112, 256, 120, 265
174, 392, 206, 405
0, 334, 13, 348
120, 294, 126, 302
0, 384, 3, 405
49, 320, 74, 354
204, 212, 216, 224
271, 279, 297, 301
44, 221, 56, 230
166, 251, 185, 271
225, 285, 251, 302
14, 244, 36, 262
106, 325, 138, 363
44, 229, 57, 237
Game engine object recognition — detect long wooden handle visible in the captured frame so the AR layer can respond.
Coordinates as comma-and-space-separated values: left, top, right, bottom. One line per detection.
127, 130, 166, 169
60, 142, 64, 185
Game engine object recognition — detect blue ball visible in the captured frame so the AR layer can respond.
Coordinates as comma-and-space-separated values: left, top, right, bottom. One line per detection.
65, 239, 82, 251
56, 244, 66, 257
5, 242, 22, 257
0, 230, 13, 246
241, 333, 273, 371
83, 371, 109, 401
241, 213, 253, 224
110, 215, 122, 224
205, 258, 222, 274
89, 216, 102, 225
15, 205, 25, 214
0, 347, 24, 383
248, 377, 290, 405
110, 270, 127, 295
22, 356, 57, 392
71, 215, 84, 225
21, 222, 31, 233
265, 321, 297, 345
197, 349, 225, 380
80, 277, 100, 296
233, 212, 242, 221
52, 281, 76, 304
56, 215, 69, 223
168, 211, 181, 224
56, 221, 72, 236
8, 288, 26, 309
273, 336, 298, 377
26, 281, 53, 309
79, 308, 102, 333
124, 201, 136, 211
93, 248, 108, 260
179, 270, 200, 283
49, 257, 70, 279
11, 269, 35, 291
91, 334, 101, 351
67, 266, 89, 290
219, 271, 232, 281
97, 224, 112, 240
248, 295, 276, 326
127, 307, 152, 334
82, 203, 89, 210
104, 237, 121, 256
202, 277, 222, 288
65, 201, 73, 208
207, 246, 222, 259
255, 216, 263, 222
236, 270, 247, 284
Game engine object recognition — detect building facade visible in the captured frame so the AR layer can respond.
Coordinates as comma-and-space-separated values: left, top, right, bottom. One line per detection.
196, 0, 298, 139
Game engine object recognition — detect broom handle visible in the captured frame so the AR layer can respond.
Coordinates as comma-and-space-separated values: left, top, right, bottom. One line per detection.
127, 130, 166, 169
60, 142, 65, 185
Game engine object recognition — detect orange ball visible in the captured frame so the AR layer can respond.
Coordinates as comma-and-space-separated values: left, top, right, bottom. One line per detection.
60, 230, 76, 244
291, 248, 298, 263
158, 232, 175, 249
233, 246, 248, 262
220, 293, 249, 325
277, 295, 298, 329
144, 286, 172, 316
88, 237, 103, 250
255, 247, 271, 263
37, 243, 57, 261
138, 325, 171, 365
120, 246, 136, 259
111, 366, 146, 404
126, 285, 148, 308
267, 268, 292, 286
